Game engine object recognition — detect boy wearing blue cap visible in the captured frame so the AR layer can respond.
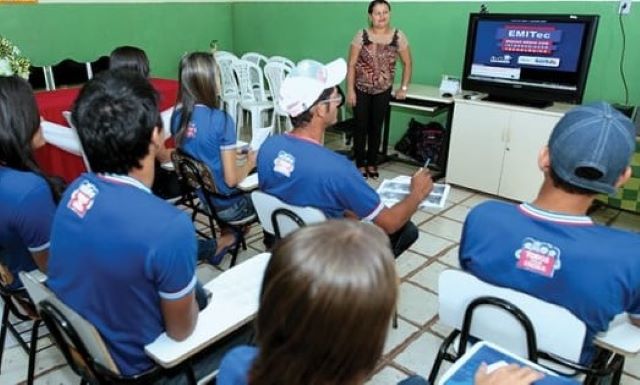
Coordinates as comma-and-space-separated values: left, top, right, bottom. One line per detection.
459, 101, 640, 364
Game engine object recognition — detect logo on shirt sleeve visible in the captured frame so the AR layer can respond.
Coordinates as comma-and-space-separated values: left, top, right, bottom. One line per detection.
67, 181, 99, 218
186, 122, 197, 138
273, 151, 295, 178
515, 237, 561, 278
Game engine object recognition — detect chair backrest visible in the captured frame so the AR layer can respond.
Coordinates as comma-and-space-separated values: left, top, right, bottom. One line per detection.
214, 50, 238, 61
251, 191, 326, 238
171, 149, 218, 195
241, 53, 268, 92
241, 52, 268, 68
28, 65, 48, 91
232, 59, 268, 103
216, 55, 239, 101
89, 55, 110, 78
62, 110, 92, 172
268, 55, 295, 70
19, 271, 120, 376
263, 61, 291, 116
438, 269, 586, 363
50, 58, 91, 89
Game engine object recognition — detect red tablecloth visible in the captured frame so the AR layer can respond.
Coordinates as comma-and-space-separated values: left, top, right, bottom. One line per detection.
34, 78, 178, 183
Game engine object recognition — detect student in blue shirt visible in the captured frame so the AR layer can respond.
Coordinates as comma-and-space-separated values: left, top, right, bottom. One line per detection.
258, 58, 432, 257
171, 53, 256, 224
48, 70, 249, 381
217, 221, 541, 385
460, 102, 640, 365
0, 75, 60, 291
218, 220, 428, 385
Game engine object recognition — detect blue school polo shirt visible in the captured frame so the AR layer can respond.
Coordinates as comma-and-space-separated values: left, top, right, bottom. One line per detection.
0, 167, 55, 290
48, 173, 197, 376
460, 200, 640, 363
171, 105, 243, 209
257, 134, 384, 220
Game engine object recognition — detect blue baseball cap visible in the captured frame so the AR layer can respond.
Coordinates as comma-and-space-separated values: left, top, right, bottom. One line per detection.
549, 101, 637, 195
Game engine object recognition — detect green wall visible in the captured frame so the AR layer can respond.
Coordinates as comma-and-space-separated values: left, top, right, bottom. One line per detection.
0, 3, 234, 78
231, 1, 640, 142
1, 1, 638, 142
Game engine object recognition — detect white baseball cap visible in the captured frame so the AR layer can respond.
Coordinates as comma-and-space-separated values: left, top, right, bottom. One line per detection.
279, 58, 347, 117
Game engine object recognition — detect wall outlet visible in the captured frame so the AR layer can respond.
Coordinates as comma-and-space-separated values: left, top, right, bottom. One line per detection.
619, 0, 632, 14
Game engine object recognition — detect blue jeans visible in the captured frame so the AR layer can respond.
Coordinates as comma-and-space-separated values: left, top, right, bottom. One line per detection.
399, 375, 430, 385
216, 194, 255, 223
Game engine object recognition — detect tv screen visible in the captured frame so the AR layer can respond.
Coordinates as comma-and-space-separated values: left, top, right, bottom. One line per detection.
462, 13, 599, 107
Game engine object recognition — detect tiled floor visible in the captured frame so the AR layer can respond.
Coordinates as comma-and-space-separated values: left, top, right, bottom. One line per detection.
2, 139, 640, 384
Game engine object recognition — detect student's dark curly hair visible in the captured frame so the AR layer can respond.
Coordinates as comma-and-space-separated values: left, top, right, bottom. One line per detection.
71, 69, 160, 175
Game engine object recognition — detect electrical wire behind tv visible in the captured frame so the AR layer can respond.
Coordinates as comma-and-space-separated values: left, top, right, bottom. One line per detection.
618, 13, 629, 105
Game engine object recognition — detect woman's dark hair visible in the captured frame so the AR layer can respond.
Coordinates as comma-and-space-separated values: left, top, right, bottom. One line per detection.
368, 0, 391, 14
71, 69, 160, 175
0, 75, 64, 201
289, 87, 334, 128
174, 52, 220, 145
109, 46, 150, 78
249, 221, 398, 385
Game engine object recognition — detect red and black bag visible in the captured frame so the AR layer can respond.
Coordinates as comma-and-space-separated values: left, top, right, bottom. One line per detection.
395, 119, 446, 166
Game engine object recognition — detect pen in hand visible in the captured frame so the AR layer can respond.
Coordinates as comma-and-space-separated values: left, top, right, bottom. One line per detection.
423, 158, 431, 171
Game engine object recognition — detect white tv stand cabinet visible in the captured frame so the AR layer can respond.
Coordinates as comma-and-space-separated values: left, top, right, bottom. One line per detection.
446, 98, 573, 202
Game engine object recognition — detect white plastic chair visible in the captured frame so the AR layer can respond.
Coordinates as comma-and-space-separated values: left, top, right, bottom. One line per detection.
251, 191, 326, 239
232, 59, 273, 142
215, 55, 240, 127
268, 56, 295, 70
241, 52, 268, 68
62, 110, 92, 172
214, 50, 238, 61
429, 269, 627, 384
263, 62, 292, 133
241, 52, 270, 98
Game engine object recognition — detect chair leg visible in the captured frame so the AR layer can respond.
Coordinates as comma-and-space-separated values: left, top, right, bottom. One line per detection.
611, 355, 625, 385
428, 330, 460, 385
0, 300, 9, 372
26, 319, 41, 385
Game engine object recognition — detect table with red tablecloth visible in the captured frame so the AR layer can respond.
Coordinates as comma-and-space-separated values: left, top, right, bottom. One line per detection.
34, 78, 178, 183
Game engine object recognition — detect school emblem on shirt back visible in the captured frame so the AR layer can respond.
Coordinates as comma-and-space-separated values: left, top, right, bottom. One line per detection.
514, 237, 562, 278
67, 181, 99, 218
273, 151, 295, 177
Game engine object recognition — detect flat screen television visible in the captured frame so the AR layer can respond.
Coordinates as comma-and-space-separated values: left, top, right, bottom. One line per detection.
462, 13, 599, 107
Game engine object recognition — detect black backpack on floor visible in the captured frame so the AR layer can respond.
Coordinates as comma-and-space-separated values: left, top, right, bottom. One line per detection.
395, 119, 446, 166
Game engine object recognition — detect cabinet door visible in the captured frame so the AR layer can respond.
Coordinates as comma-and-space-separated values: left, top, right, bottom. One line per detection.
499, 111, 559, 202
447, 103, 507, 195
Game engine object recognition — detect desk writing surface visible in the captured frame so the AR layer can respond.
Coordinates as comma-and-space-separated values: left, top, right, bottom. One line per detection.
595, 314, 640, 356
145, 252, 271, 368
392, 83, 454, 104
238, 173, 259, 191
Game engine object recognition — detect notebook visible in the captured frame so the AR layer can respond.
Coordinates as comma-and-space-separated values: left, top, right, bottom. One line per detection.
438, 341, 580, 385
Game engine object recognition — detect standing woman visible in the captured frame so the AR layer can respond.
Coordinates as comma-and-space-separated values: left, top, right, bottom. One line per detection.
347, 0, 412, 179
0, 75, 61, 290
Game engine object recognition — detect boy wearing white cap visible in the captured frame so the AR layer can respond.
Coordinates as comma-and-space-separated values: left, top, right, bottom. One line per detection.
460, 101, 640, 364
257, 58, 433, 256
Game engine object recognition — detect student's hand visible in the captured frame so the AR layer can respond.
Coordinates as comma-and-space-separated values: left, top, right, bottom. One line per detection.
410, 168, 433, 201
474, 363, 543, 385
246, 150, 257, 170
347, 89, 357, 108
